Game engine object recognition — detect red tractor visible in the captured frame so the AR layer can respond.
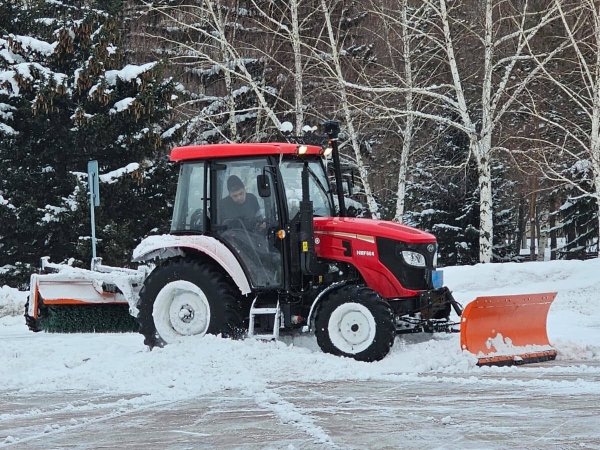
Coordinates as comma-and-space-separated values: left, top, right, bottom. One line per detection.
27, 121, 558, 365
131, 121, 462, 362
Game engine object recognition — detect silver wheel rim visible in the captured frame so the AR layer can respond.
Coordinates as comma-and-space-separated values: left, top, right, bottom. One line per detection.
328, 302, 377, 354
153, 280, 211, 343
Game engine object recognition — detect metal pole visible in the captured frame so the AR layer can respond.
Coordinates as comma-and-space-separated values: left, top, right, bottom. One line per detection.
322, 120, 346, 217
330, 138, 346, 217
90, 172, 97, 259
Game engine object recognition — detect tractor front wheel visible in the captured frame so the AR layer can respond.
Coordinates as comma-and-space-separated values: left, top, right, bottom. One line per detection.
315, 285, 395, 362
137, 257, 244, 348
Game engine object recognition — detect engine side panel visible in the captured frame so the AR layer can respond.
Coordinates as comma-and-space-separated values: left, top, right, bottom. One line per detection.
313, 217, 438, 299
313, 230, 420, 298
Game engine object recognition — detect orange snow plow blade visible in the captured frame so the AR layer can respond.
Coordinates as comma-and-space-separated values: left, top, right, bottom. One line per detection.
460, 292, 557, 366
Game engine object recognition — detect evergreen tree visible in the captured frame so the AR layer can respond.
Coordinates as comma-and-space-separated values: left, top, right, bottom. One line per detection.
0, 0, 179, 285
403, 128, 479, 266
557, 159, 598, 259
404, 126, 518, 266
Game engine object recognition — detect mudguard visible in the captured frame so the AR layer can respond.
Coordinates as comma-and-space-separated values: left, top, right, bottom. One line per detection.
460, 292, 558, 366
132, 234, 252, 296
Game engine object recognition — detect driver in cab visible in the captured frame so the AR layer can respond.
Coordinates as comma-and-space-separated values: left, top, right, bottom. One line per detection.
220, 175, 266, 232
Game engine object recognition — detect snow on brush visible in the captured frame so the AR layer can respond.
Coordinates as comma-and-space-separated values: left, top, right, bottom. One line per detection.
1, 259, 600, 404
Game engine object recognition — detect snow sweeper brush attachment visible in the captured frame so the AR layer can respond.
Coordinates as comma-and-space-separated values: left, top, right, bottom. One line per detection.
25, 257, 149, 333
460, 292, 557, 366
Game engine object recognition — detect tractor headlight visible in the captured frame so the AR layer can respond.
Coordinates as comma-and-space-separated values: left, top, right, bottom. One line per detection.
402, 251, 426, 267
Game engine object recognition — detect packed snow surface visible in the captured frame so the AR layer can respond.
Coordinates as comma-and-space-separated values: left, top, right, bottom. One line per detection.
1, 258, 599, 396
0, 260, 600, 449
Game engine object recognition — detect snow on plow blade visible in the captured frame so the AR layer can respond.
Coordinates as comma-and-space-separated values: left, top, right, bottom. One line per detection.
460, 293, 557, 366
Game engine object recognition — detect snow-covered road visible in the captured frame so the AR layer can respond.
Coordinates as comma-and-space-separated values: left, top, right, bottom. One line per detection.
1, 258, 600, 448
2, 359, 600, 449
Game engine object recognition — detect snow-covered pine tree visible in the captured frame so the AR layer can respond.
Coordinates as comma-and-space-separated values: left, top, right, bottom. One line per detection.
0, 0, 179, 285
404, 128, 479, 266
556, 160, 598, 260
403, 125, 517, 266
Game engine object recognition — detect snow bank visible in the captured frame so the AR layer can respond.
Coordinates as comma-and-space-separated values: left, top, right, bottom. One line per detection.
1, 258, 599, 402
0, 285, 27, 317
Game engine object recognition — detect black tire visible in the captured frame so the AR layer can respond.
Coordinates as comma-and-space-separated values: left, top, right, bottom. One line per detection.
24, 296, 42, 332
137, 257, 244, 348
315, 285, 395, 362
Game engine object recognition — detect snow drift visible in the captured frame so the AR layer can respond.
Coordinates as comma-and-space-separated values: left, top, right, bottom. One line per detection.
0, 258, 599, 404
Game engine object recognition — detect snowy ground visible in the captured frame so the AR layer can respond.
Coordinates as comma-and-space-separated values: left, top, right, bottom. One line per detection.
1, 259, 600, 448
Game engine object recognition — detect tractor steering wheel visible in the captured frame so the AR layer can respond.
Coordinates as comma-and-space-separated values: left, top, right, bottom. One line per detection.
190, 208, 204, 230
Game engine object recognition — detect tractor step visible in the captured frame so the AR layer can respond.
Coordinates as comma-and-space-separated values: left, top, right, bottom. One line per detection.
248, 298, 281, 340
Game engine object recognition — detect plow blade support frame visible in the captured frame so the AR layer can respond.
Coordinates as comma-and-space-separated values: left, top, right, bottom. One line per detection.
460, 292, 557, 366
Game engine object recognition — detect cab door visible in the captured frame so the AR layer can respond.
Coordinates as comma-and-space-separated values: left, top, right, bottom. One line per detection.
212, 158, 283, 288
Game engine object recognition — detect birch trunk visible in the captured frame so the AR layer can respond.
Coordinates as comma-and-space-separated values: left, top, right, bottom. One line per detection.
477, 0, 494, 263
538, 220, 548, 262
223, 61, 237, 140
477, 141, 494, 263
593, 3, 600, 255
393, 0, 414, 223
290, 0, 304, 133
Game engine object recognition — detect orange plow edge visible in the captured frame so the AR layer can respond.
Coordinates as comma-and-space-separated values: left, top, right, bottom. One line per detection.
460, 293, 558, 367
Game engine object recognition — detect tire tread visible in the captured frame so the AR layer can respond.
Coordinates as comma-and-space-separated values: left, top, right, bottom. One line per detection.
315, 285, 395, 362
137, 256, 244, 348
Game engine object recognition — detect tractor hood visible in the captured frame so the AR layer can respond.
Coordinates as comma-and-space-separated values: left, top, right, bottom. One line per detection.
313, 217, 436, 244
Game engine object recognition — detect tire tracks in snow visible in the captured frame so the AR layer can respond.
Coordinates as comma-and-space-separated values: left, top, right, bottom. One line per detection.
240, 384, 337, 447
0, 394, 190, 447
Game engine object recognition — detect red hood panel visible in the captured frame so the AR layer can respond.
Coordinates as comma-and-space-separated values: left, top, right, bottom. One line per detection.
313, 217, 436, 244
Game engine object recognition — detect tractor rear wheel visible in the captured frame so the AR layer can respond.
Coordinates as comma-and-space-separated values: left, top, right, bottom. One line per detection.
137, 257, 244, 348
315, 285, 395, 362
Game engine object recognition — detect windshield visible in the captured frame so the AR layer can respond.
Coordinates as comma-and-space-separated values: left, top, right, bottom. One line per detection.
279, 159, 333, 217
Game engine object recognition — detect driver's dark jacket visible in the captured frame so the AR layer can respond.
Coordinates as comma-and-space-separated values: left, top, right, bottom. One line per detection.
219, 193, 260, 230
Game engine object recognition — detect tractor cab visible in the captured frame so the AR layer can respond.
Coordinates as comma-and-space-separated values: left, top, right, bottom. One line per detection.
169, 143, 332, 292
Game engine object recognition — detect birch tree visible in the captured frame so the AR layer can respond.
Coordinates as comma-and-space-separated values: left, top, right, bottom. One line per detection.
431, 0, 567, 262
349, 0, 563, 262
141, 1, 285, 142
522, 0, 600, 253
366, 0, 440, 222
249, 0, 314, 133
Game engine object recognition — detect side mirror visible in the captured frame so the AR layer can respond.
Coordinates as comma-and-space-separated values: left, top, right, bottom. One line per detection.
257, 174, 271, 198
